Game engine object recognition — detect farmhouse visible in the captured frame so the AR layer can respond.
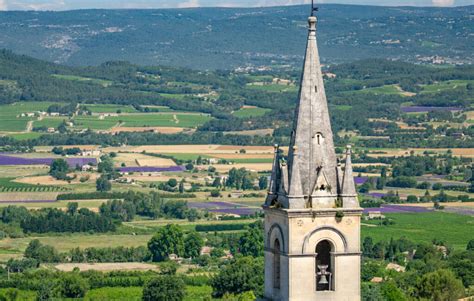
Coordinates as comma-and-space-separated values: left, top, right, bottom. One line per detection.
81, 150, 102, 157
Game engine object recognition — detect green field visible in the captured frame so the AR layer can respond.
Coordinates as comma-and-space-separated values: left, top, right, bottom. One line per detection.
245, 75, 274, 82
0, 286, 214, 301
33, 117, 66, 129
86, 104, 138, 113
73, 116, 120, 130
356, 84, 403, 96
163, 153, 213, 161
420, 80, 474, 94
0, 102, 60, 132
117, 113, 212, 128
0, 234, 152, 256
332, 105, 352, 111
362, 212, 473, 250
0, 178, 65, 193
52, 74, 113, 87
6, 132, 44, 140
246, 83, 298, 93
157, 93, 189, 100
233, 107, 271, 118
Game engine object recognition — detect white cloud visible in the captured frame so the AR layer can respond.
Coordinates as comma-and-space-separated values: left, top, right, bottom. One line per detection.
11, 0, 66, 10
177, 0, 200, 8
432, 0, 454, 6
0, 0, 8, 10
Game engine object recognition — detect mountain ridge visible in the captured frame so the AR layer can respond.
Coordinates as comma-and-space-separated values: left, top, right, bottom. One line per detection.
0, 4, 472, 69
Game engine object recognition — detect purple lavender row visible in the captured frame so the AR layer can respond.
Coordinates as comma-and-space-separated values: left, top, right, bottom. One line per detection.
401, 106, 462, 113
119, 166, 185, 173
0, 154, 96, 167
354, 177, 368, 185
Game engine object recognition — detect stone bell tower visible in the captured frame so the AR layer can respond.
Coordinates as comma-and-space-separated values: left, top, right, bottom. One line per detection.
263, 5, 362, 301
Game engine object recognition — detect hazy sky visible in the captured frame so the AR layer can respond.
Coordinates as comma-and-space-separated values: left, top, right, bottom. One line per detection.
0, 0, 472, 11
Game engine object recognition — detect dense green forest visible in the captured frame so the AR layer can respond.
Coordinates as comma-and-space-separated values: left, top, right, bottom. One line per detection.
0, 5, 472, 69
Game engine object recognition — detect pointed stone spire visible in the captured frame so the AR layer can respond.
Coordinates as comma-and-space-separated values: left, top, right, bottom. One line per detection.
288, 146, 305, 208
342, 145, 359, 208
336, 159, 343, 195
265, 144, 280, 205
287, 13, 338, 207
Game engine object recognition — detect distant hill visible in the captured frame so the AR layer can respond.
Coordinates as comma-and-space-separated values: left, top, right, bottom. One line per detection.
0, 4, 472, 69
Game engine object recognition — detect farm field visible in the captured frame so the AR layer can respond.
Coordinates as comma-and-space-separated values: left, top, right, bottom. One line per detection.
246, 83, 298, 93
51, 74, 113, 87
362, 212, 473, 250
113, 153, 176, 167
0, 102, 60, 132
103, 144, 276, 154
108, 126, 187, 134
54, 262, 159, 272
117, 113, 211, 128
86, 104, 138, 113
370, 187, 474, 199
419, 79, 474, 94
356, 84, 405, 96
0, 286, 214, 301
233, 106, 271, 118
363, 147, 474, 158
0, 234, 153, 257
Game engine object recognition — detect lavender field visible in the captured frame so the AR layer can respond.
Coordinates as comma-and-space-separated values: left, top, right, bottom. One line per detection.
0, 154, 96, 167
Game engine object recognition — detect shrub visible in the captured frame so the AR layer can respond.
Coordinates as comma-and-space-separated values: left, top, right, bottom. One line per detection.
142, 275, 185, 301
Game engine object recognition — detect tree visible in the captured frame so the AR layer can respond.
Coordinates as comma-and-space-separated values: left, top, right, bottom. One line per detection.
148, 224, 185, 262
467, 239, 474, 251
159, 261, 179, 275
417, 269, 464, 301
211, 248, 226, 258
212, 177, 222, 188
380, 281, 407, 301
258, 176, 268, 190
178, 179, 185, 193
210, 190, 221, 197
142, 276, 185, 301
49, 159, 69, 180
36, 281, 55, 301
211, 256, 264, 298
57, 273, 89, 298
67, 202, 78, 215
167, 178, 178, 188
184, 231, 204, 259
363, 237, 374, 257
239, 222, 264, 257
96, 175, 111, 192
24, 239, 60, 263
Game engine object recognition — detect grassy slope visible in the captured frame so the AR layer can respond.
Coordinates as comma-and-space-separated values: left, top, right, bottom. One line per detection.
362, 212, 473, 250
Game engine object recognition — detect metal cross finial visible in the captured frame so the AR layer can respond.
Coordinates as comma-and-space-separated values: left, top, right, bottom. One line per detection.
311, 0, 319, 16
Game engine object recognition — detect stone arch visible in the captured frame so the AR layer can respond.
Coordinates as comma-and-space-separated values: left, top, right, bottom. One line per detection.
267, 223, 285, 251
301, 226, 347, 254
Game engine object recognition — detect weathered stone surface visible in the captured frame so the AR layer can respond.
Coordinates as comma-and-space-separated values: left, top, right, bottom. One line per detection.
264, 9, 361, 301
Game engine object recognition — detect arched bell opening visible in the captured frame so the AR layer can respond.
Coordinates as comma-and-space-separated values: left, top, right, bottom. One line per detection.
315, 240, 334, 291
273, 238, 281, 289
